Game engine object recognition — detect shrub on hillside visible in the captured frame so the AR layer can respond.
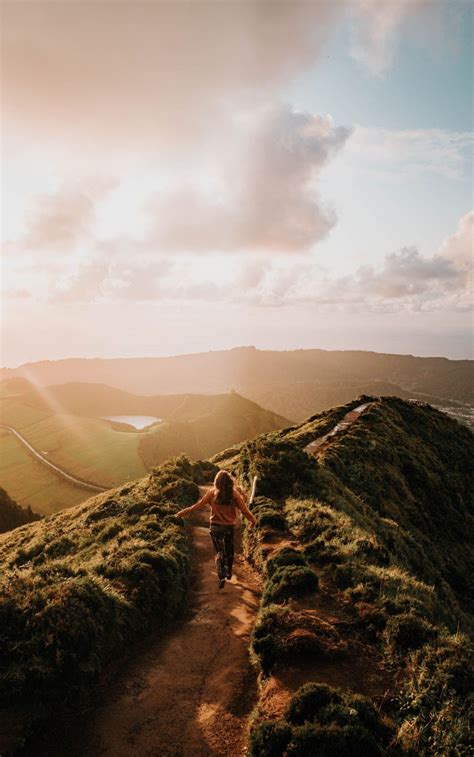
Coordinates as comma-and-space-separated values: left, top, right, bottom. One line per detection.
266, 547, 308, 577
286, 683, 342, 725
248, 719, 292, 757
251, 605, 344, 674
257, 510, 287, 530
286, 723, 380, 757
263, 565, 318, 605
385, 613, 438, 653
283, 684, 394, 756
397, 634, 473, 754
238, 437, 316, 499
160, 478, 200, 504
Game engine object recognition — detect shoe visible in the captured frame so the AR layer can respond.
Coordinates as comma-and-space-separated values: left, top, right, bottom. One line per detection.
226, 572, 232, 580
218, 578, 225, 589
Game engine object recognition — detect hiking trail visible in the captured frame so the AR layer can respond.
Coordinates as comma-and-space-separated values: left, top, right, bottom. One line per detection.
25, 497, 261, 757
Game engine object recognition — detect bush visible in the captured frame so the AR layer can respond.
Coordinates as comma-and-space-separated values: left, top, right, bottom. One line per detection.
257, 510, 287, 531
266, 547, 308, 577
252, 605, 344, 674
386, 613, 438, 652
238, 437, 317, 499
160, 478, 199, 504
286, 683, 342, 725
248, 720, 292, 757
286, 723, 380, 757
263, 565, 318, 604
303, 538, 345, 566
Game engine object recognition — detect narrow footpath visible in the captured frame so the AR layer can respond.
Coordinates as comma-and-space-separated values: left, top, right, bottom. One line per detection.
27, 508, 261, 757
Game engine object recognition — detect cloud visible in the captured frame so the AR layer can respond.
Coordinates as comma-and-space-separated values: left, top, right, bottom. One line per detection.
146, 107, 351, 252
6, 106, 350, 257
49, 257, 171, 303
2, 1, 338, 151
438, 210, 473, 279
347, 127, 474, 180
4, 179, 115, 255
349, 0, 437, 75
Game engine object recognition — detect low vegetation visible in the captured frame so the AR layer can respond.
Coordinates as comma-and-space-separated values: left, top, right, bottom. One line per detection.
249, 682, 397, 757
0, 455, 216, 747
221, 396, 474, 755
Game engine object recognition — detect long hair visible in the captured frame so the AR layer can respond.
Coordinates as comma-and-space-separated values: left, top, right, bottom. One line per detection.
214, 470, 234, 506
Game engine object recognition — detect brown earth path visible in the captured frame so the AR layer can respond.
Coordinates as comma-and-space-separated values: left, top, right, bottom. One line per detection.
24, 499, 261, 757
304, 402, 371, 457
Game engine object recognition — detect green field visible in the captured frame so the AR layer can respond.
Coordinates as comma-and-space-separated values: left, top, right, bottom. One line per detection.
0, 429, 88, 515
0, 393, 152, 513
16, 414, 147, 486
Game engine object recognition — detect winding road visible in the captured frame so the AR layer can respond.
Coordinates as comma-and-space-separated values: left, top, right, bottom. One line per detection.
0, 424, 107, 493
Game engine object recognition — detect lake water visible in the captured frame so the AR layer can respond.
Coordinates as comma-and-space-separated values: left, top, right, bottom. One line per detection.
100, 415, 162, 430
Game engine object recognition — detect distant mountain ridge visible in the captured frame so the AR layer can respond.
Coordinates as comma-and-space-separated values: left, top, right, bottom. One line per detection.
2, 347, 472, 425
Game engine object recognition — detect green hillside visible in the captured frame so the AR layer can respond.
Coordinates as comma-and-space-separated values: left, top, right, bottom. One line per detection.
0, 383, 289, 514
1, 397, 472, 754
225, 397, 473, 756
0, 456, 217, 752
0, 487, 40, 534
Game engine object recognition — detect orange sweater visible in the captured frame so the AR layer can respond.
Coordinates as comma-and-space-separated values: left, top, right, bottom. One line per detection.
196, 487, 247, 526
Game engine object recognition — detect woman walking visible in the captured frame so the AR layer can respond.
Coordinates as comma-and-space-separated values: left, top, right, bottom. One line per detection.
176, 470, 257, 589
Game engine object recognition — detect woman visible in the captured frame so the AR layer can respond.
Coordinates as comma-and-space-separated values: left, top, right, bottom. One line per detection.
176, 470, 257, 589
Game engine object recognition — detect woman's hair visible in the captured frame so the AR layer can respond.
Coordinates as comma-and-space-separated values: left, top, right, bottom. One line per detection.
214, 470, 234, 506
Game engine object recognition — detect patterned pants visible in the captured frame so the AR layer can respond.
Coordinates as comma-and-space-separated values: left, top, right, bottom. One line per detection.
209, 524, 235, 580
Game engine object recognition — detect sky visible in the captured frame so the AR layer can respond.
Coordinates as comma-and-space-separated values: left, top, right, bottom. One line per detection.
1, 0, 473, 367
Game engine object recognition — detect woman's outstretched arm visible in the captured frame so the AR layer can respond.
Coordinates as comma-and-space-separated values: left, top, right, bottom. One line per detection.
176, 489, 212, 519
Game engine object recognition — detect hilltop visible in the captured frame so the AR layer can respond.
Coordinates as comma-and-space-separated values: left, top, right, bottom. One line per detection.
0, 487, 40, 534
2, 348, 472, 427
0, 397, 472, 754
0, 381, 289, 514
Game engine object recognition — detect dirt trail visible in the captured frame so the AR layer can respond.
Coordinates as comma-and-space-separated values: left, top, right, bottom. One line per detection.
305, 402, 371, 457
27, 505, 260, 757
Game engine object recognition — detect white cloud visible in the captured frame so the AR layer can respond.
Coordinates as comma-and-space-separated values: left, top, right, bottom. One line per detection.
3, 179, 116, 255
2, 1, 338, 151
146, 107, 351, 253
349, 0, 436, 75
346, 127, 474, 180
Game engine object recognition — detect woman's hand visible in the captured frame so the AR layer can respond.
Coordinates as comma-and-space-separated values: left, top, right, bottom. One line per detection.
176, 507, 191, 519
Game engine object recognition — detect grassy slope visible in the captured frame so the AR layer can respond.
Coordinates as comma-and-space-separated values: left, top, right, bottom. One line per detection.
139, 392, 291, 467
216, 397, 473, 755
0, 429, 89, 515
0, 456, 218, 750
